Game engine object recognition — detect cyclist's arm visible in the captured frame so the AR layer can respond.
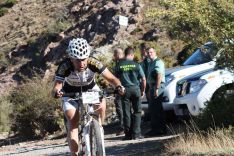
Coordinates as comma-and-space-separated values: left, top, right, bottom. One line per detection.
101, 69, 121, 88
52, 59, 71, 98
52, 80, 63, 98
88, 57, 124, 94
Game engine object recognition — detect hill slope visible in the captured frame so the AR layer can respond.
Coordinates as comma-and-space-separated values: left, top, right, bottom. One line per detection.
0, 0, 183, 95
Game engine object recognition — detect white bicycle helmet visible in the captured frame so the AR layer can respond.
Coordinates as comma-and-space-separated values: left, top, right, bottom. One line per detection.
67, 38, 91, 59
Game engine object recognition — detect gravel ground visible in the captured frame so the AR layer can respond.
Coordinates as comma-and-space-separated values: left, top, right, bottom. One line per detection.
0, 122, 179, 156
0, 133, 177, 156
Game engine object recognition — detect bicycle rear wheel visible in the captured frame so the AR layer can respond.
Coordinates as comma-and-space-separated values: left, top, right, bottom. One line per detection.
89, 119, 105, 156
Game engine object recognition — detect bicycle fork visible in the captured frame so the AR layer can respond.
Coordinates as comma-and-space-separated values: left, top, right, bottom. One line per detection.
81, 120, 106, 156
100, 126, 106, 155
82, 120, 92, 156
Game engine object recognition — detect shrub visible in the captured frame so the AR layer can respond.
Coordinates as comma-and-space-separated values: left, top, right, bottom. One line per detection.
0, 7, 7, 16
0, 96, 12, 132
196, 84, 234, 130
0, 0, 17, 16
162, 55, 177, 68
9, 77, 64, 138
165, 127, 234, 155
0, 0, 16, 7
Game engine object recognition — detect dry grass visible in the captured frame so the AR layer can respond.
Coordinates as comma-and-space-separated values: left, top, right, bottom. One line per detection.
0, 95, 12, 132
165, 127, 234, 155
9, 76, 63, 138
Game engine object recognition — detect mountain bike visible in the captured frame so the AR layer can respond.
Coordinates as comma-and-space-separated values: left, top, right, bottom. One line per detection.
62, 89, 115, 156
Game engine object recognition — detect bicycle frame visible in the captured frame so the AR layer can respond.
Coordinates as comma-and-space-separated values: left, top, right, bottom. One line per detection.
64, 90, 108, 156
80, 116, 105, 156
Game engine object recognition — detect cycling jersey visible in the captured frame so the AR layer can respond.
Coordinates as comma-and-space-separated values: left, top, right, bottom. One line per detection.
55, 57, 106, 93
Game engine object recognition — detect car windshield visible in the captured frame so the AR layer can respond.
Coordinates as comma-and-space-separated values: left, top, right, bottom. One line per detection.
183, 45, 217, 66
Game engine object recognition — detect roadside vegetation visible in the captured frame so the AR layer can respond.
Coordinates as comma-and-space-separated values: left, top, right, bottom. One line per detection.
147, 0, 234, 155
0, 95, 12, 132
0, 0, 16, 16
8, 77, 64, 138
146, 0, 234, 69
197, 84, 234, 130
165, 91, 234, 155
166, 127, 234, 155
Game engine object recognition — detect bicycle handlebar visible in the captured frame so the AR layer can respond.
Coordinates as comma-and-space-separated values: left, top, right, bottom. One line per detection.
62, 88, 117, 98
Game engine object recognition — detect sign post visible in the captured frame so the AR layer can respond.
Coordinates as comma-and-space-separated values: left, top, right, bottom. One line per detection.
119, 15, 128, 26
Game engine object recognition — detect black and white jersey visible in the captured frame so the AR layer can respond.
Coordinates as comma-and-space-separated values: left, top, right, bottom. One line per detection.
55, 57, 106, 92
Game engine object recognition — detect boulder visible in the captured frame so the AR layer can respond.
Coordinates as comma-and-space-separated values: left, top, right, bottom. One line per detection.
143, 28, 160, 41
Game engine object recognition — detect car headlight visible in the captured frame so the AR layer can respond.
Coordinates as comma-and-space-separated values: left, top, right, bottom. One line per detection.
165, 75, 175, 84
189, 79, 207, 94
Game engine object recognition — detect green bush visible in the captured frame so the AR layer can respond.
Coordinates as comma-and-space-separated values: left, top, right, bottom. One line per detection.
0, 0, 16, 8
0, 0, 17, 16
0, 96, 12, 132
9, 77, 64, 138
162, 55, 177, 68
196, 84, 234, 130
0, 7, 7, 16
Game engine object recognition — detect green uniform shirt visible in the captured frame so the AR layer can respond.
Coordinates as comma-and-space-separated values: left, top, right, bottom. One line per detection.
140, 57, 151, 78
147, 57, 165, 86
116, 59, 145, 87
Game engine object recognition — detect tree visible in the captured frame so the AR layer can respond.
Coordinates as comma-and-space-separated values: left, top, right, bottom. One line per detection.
146, 0, 234, 69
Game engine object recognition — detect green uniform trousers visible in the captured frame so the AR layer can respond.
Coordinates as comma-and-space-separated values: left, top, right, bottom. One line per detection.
114, 94, 124, 131
121, 86, 142, 137
148, 83, 166, 133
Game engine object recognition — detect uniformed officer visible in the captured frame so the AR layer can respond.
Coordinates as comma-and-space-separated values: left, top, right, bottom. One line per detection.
139, 43, 151, 99
113, 48, 125, 136
145, 47, 167, 137
115, 46, 146, 140
139, 43, 150, 77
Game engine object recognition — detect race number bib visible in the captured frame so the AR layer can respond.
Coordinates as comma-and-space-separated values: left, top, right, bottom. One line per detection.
82, 92, 100, 104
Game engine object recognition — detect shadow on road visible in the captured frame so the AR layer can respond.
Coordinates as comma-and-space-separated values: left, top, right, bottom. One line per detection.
48, 152, 70, 156
106, 139, 166, 156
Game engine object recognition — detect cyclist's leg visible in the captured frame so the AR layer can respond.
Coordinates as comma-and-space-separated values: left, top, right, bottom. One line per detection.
92, 85, 106, 124
63, 98, 80, 156
65, 109, 79, 156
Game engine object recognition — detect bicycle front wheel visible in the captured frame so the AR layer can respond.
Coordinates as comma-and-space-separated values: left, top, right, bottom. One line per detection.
89, 119, 105, 156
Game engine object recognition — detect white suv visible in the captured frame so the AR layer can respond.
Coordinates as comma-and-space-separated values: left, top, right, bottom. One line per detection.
162, 42, 217, 111
173, 67, 234, 116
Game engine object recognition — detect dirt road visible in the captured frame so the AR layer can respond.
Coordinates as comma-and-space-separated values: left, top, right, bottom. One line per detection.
0, 132, 177, 156
0, 121, 179, 156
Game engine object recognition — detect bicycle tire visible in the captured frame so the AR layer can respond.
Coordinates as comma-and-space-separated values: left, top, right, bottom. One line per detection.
78, 133, 86, 156
89, 119, 104, 156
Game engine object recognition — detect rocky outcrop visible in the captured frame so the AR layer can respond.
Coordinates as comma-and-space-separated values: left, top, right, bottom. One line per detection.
42, 0, 146, 78
64, 0, 144, 46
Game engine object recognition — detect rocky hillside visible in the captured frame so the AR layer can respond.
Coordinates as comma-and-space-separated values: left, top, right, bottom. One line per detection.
0, 0, 71, 95
0, 0, 183, 95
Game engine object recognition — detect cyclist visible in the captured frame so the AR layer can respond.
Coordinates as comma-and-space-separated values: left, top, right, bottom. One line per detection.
52, 38, 125, 156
